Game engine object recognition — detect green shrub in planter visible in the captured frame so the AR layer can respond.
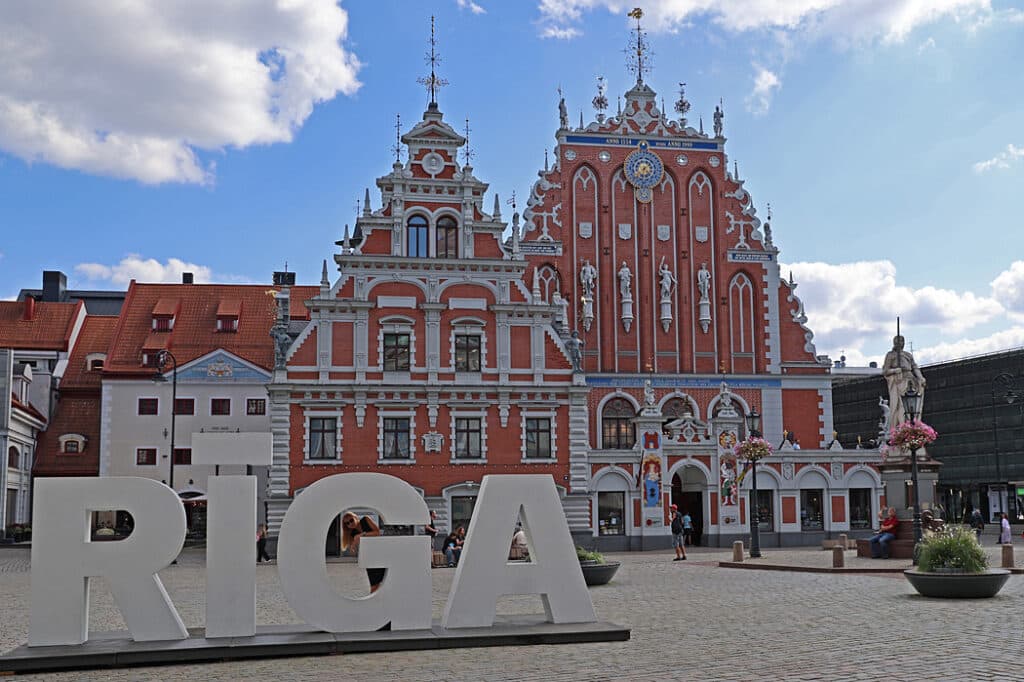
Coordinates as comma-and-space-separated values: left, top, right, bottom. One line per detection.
917, 525, 988, 574
575, 546, 606, 564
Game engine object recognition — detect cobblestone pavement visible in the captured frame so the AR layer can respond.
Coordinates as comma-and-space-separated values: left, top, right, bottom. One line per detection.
2, 541, 1024, 681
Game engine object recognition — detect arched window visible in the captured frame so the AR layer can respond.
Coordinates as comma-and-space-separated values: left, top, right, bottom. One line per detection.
8, 446, 19, 469
729, 274, 755, 369
601, 398, 636, 449
436, 216, 459, 258
406, 215, 428, 257
661, 397, 692, 431
536, 265, 561, 303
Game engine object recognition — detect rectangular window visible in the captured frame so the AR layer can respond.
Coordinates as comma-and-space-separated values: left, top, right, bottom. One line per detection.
382, 418, 411, 459
216, 317, 238, 332
602, 419, 633, 449
137, 398, 158, 415
525, 418, 552, 458
752, 489, 774, 532
451, 496, 476, 534
174, 398, 194, 416
454, 335, 481, 372
850, 488, 872, 530
308, 417, 337, 459
383, 333, 411, 371
136, 448, 157, 466
63, 440, 80, 454
7, 448, 18, 468
597, 492, 625, 536
455, 418, 482, 459
173, 448, 192, 465
247, 399, 267, 415
210, 398, 231, 416
153, 317, 172, 331
800, 489, 824, 530
89, 358, 104, 371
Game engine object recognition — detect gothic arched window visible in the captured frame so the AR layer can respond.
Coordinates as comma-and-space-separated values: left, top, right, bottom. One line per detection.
661, 397, 693, 432
601, 398, 636, 449
537, 264, 561, 303
436, 216, 459, 258
406, 215, 428, 257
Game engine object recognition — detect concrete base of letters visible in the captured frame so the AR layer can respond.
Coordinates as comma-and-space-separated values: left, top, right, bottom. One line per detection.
0, 619, 630, 675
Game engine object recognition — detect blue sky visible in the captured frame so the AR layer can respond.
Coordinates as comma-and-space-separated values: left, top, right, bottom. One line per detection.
1, 0, 1023, 367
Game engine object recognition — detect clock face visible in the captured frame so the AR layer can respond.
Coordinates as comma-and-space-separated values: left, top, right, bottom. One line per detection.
623, 141, 664, 190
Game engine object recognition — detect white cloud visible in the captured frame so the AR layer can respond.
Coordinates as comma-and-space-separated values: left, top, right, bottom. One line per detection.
75, 255, 225, 286
745, 65, 781, 115
0, 2, 361, 185
535, 0, 992, 44
456, 0, 487, 14
541, 25, 582, 39
915, 327, 1024, 365
973, 143, 1024, 173
991, 260, 1024, 313
917, 36, 936, 53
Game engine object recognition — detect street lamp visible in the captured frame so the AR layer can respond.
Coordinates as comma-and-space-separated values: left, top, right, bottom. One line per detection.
990, 373, 1022, 519
152, 349, 178, 491
901, 385, 923, 564
746, 409, 763, 558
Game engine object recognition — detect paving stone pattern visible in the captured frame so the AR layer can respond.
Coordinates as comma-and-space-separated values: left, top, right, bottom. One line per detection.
2, 541, 1024, 681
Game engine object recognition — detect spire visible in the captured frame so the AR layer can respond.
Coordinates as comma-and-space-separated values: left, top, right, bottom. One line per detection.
592, 75, 608, 123
699, 115, 704, 135
674, 82, 691, 128
342, 224, 351, 254
626, 7, 651, 85
363, 188, 371, 215
320, 259, 329, 288
544, 148, 549, 173
532, 264, 541, 301
764, 202, 773, 247
416, 16, 449, 108
733, 161, 739, 180
493, 193, 501, 219
617, 95, 622, 117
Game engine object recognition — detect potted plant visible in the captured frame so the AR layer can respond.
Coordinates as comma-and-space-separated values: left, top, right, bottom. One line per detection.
576, 545, 620, 586
904, 525, 1010, 598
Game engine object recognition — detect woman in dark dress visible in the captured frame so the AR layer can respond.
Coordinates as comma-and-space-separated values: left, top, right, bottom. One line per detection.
341, 511, 385, 592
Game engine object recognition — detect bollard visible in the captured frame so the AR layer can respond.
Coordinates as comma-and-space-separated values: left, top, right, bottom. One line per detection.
732, 540, 745, 562
832, 546, 845, 568
1002, 544, 1014, 569
838, 533, 849, 550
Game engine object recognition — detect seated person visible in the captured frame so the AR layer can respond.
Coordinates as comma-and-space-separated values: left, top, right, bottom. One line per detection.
869, 507, 899, 559
443, 530, 463, 567
510, 524, 528, 559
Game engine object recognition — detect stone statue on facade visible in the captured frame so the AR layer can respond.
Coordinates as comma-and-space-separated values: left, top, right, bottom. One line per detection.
565, 330, 584, 373
271, 324, 291, 370
559, 96, 569, 130
579, 259, 597, 299
644, 378, 656, 407
696, 262, 711, 301
551, 290, 570, 335
882, 334, 926, 427
877, 396, 891, 441
618, 261, 632, 299
713, 103, 723, 138
658, 258, 676, 300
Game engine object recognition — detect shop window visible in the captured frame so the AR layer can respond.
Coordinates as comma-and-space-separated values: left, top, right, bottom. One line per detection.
752, 489, 774, 532
247, 399, 267, 415
137, 398, 158, 415
383, 333, 411, 371
601, 398, 636, 449
801, 489, 824, 530
850, 488, 872, 530
454, 334, 481, 372
525, 418, 552, 458
308, 418, 337, 459
436, 216, 459, 258
407, 215, 429, 257
597, 492, 625, 536
136, 448, 157, 466
382, 418, 411, 459
455, 418, 482, 458
211, 398, 231, 416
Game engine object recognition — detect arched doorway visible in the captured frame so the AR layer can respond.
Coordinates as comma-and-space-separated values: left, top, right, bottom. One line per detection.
671, 464, 708, 546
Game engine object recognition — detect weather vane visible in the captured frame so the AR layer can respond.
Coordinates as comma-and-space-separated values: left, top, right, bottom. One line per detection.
592, 76, 608, 122
625, 8, 652, 84
391, 113, 403, 163
507, 190, 517, 213
416, 16, 449, 105
674, 82, 691, 127
463, 117, 474, 166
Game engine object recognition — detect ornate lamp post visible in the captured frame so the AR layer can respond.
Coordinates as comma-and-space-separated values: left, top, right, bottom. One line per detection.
152, 349, 179, 491
901, 386, 924, 564
743, 409, 763, 558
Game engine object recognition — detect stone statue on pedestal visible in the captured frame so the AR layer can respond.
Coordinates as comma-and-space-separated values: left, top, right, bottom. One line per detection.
882, 335, 926, 427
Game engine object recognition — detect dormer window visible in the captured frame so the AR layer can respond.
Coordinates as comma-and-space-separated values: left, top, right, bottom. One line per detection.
407, 215, 429, 257
151, 298, 178, 331
216, 299, 241, 333
436, 216, 459, 258
85, 353, 106, 372
58, 434, 87, 454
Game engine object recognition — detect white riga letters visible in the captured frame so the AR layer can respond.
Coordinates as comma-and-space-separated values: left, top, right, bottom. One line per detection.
28, 435, 595, 646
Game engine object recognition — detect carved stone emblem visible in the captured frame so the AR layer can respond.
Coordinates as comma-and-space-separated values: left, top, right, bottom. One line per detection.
207, 361, 233, 378
695, 226, 709, 243
831, 462, 844, 481
657, 224, 671, 241
782, 462, 794, 480
578, 221, 593, 239
421, 432, 444, 453
618, 223, 632, 240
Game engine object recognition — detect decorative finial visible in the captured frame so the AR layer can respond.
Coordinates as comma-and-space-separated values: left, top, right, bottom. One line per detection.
321, 259, 329, 287
699, 115, 704, 135
416, 16, 449, 106
674, 82, 691, 128
713, 98, 724, 137
507, 189, 517, 214
354, 198, 361, 218
579, 110, 584, 130
544, 147, 549, 172
342, 225, 350, 254
733, 160, 739, 179
617, 95, 622, 116
592, 75, 608, 123
391, 113, 403, 163
364, 188, 371, 215
764, 201, 773, 246
625, 7, 651, 85
493, 193, 501, 219
462, 117, 474, 166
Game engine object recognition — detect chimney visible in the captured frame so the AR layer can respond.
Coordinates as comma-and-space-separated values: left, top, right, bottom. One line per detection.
42, 271, 67, 303
182, 272, 194, 284
23, 296, 36, 321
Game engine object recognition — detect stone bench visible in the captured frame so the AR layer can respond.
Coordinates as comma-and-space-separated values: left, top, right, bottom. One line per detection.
856, 521, 915, 560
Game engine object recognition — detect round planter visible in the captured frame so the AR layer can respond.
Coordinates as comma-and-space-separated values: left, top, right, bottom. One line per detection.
580, 560, 620, 586
904, 569, 1011, 598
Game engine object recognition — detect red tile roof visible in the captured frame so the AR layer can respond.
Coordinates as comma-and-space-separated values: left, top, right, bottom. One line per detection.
34, 396, 100, 477
0, 300, 83, 351
61, 316, 118, 390
104, 282, 316, 376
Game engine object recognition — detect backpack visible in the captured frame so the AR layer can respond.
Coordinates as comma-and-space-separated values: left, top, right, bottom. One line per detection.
671, 514, 684, 534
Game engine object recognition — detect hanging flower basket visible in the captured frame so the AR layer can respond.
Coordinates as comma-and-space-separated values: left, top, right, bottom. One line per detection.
889, 420, 938, 452
734, 437, 773, 462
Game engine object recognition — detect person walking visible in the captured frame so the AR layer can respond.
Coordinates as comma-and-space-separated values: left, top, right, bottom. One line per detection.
669, 504, 687, 561
256, 523, 272, 563
971, 507, 984, 540
682, 510, 694, 546
998, 512, 1012, 545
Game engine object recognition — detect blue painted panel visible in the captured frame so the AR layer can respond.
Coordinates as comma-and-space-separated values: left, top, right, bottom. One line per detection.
563, 135, 720, 151
586, 376, 782, 389
175, 351, 270, 382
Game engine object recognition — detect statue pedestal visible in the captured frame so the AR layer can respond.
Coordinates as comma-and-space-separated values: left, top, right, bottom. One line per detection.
879, 453, 942, 521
